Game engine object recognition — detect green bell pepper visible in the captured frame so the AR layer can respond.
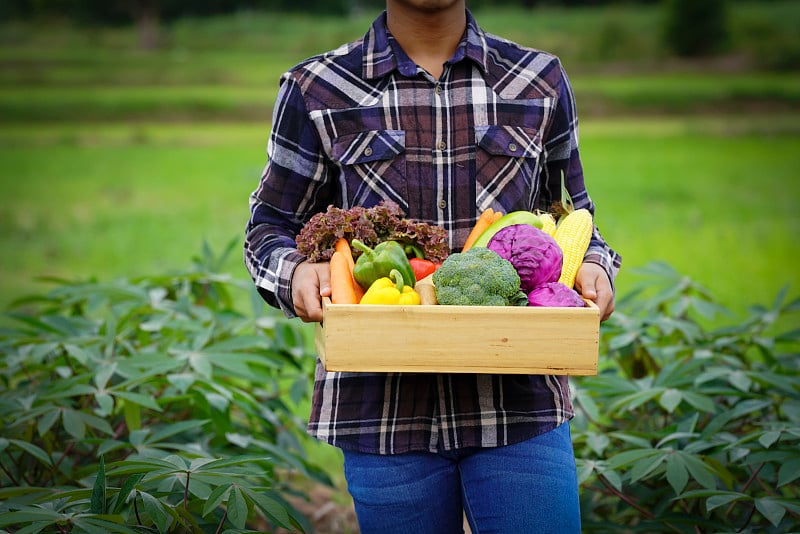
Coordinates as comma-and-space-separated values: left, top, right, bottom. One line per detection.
351, 239, 416, 289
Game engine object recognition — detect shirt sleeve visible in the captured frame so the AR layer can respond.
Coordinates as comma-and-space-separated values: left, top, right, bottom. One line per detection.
540, 61, 622, 286
244, 73, 335, 317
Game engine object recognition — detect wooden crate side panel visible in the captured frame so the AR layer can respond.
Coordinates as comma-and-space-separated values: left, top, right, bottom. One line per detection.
318, 301, 599, 375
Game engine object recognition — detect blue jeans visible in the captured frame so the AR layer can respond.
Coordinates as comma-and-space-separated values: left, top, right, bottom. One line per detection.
341, 422, 580, 534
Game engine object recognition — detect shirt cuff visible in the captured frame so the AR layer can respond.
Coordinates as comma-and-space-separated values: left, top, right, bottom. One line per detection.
584, 247, 617, 291
273, 248, 308, 319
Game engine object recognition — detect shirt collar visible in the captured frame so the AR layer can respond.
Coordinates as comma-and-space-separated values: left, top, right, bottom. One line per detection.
363, 9, 489, 80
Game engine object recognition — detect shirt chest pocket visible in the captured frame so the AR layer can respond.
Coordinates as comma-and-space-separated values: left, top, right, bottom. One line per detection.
331, 129, 408, 211
475, 125, 543, 213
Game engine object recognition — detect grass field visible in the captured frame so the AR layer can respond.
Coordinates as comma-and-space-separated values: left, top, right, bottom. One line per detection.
1, 3, 799, 320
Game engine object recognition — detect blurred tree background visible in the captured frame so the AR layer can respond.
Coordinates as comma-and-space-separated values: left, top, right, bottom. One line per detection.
3, 0, 729, 54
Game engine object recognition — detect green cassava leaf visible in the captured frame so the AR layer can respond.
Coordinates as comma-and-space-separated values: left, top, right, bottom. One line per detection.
759, 430, 782, 448
227, 486, 248, 529
0, 509, 61, 527
778, 458, 800, 487
706, 492, 748, 511
665, 453, 689, 495
36, 409, 60, 437
112, 473, 145, 514
202, 484, 232, 517
77, 410, 114, 436
679, 390, 717, 414
8, 439, 52, 467
140, 492, 171, 534
90, 456, 106, 514
680, 452, 718, 489
586, 432, 610, 456
61, 408, 86, 439
112, 390, 162, 412
659, 388, 682, 413
242, 487, 299, 532
728, 370, 752, 392
756, 498, 787, 527
606, 448, 661, 470
629, 453, 667, 483
94, 392, 114, 415
123, 401, 141, 432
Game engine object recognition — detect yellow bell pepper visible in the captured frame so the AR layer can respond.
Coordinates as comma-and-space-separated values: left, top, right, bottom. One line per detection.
360, 269, 421, 305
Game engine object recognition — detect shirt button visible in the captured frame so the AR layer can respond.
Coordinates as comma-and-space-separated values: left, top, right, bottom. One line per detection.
436, 140, 446, 151
435, 85, 442, 95
364, 146, 373, 157
508, 143, 518, 153
438, 199, 447, 209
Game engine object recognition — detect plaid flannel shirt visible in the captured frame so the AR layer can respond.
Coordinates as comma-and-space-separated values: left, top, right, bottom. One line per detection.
245, 10, 621, 454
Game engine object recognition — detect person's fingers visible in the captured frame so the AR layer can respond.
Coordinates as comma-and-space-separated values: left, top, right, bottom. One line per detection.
291, 261, 327, 323
576, 263, 615, 322
579, 276, 597, 300
596, 284, 614, 322
317, 262, 331, 299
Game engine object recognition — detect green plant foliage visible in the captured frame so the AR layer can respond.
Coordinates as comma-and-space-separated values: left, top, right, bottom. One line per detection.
3, 239, 798, 531
573, 261, 800, 531
0, 240, 324, 533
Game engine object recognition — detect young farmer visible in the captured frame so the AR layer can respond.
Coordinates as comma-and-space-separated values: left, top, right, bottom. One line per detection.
244, 1, 621, 531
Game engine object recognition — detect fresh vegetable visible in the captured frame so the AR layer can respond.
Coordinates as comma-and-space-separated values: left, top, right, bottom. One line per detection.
487, 224, 563, 293
527, 282, 585, 308
351, 239, 416, 290
462, 208, 496, 252
360, 270, 421, 305
432, 247, 527, 306
403, 243, 442, 280
296, 201, 449, 263
335, 237, 355, 270
414, 273, 438, 305
553, 208, 593, 288
334, 237, 364, 301
409, 257, 440, 280
329, 251, 359, 304
538, 212, 557, 236
470, 210, 543, 249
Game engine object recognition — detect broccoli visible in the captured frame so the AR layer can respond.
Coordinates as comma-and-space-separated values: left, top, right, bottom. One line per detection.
432, 247, 527, 306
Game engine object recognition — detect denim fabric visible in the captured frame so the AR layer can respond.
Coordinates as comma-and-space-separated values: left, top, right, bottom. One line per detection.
341, 422, 581, 534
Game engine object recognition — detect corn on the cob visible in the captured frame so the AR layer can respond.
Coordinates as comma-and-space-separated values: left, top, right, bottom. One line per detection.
538, 212, 557, 236
554, 208, 593, 288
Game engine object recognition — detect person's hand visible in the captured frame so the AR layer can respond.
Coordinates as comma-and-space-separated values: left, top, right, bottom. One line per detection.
575, 262, 615, 322
291, 260, 331, 323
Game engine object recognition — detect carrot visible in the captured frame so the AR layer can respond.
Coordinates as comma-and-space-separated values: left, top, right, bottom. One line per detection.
333, 238, 364, 301
330, 251, 359, 304
334, 237, 355, 271
492, 211, 503, 222
461, 208, 495, 252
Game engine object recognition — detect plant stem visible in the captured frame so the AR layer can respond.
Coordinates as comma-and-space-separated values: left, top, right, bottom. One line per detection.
134, 493, 143, 525
598, 474, 654, 519
597, 474, 684, 533
215, 511, 228, 534
184, 471, 191, 510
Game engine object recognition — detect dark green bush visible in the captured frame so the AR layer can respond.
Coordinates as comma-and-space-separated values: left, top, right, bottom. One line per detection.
0, 241, 324, 533
663, 0, 730, 57
573, 262, 800, 532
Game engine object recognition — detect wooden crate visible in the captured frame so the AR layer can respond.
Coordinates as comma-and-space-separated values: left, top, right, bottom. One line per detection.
314, 298, 600, 375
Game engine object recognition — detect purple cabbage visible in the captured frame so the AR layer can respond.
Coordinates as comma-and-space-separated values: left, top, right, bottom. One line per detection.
527, 282, 586, 308
487, 224, 562, 293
